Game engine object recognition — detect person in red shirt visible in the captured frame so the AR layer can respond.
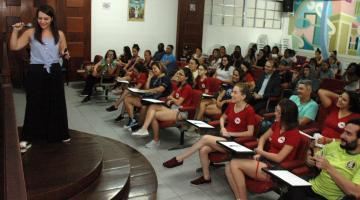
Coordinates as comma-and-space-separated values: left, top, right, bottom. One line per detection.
225, 99, 301, 200
240, 61, 255, 90
317, 89, 360, 144
132, 68, 193, 148
162, 83, 256, 185
194, 65, 210, 94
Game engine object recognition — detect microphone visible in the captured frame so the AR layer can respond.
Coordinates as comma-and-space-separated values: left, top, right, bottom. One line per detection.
9, 22, 33, 28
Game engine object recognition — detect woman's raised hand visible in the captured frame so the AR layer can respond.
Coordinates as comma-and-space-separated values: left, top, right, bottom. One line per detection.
12, 22, 24, 32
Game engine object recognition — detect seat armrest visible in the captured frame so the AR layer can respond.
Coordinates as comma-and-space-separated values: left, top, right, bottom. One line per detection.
280, 160, 305, 170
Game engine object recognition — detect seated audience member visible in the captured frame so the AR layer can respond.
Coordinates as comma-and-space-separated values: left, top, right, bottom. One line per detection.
319, 60, 334, 80
240, 61, 255, 90
271, 46, 281, 59
317, 89, 360, 143
313, 48, 323, 67
131, 68, 193, 148
343, 62, 360, 91
291, 64, 319, 92
278, 59, 293, 89
179, 45, 192, 62
256, 49, 267, 68
328, 55, 341, 75
123, 62, 172, 129
243, 47, 256, 66
186, 58, 199, 80
208, 48, 221, 75
118, 46, 132, 68
81, 49, 119, 102
262, 45, 272, 59
214, 55, 235, 84
123, 44, 141, 72
289, 80, 319, 127
163, 83, 255, 185
195, 68, 241, 121
280, 119, 360, 200
282, 49, 295, 67
160, 44, 177, 76
219, 45, 227, 57
193, 47, 204, 63
153, 43, 165, 62
250, 60, 281, 113
194, 65, 210, 94
226, 99, 302, 200
231, 45, 243, 67
106, 63, 148, 119
143, 50, 153, 70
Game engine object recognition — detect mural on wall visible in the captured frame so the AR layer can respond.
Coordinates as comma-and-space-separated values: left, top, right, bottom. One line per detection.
288, 0, 360, 58
128, 0, 145, 21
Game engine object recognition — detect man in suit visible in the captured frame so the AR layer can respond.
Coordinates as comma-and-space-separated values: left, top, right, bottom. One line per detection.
250, 60, 281, 113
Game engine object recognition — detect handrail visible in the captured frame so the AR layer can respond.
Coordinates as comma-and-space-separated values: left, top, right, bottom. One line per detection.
1, 31, 28, 199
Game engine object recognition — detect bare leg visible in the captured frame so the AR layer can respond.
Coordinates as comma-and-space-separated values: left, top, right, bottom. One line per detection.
138, 106, 147, 124
140, 104, 166, 130
195, 99, 214, 120
225, 163, 241, 199
199, 146, 216, 180
150, 109, 179, 141
124, 95, 142, 119
204, 103, 222, 117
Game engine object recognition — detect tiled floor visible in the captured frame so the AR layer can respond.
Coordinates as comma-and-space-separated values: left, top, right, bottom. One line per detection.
13, 83, 279, 200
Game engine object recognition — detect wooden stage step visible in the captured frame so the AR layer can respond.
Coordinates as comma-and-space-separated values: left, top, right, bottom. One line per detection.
21, 129, 157, 200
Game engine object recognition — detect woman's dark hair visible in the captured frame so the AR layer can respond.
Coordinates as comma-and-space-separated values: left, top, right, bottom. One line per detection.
105, 49, 117, 60
315, 48, 321, 54
235, 83, 251, 103
134, 62, 147, 73
263, 45, 271, 56
344, 91, 360, 113
190, 57, 200, 66
123, 46, 132, 61
219, 55, 232, 71
144, 49, 152, 56
151, 62, 166, 74
180, 67, 193, 86
232, 68, 242, 84
241, 61, 253, 75
278, 99, 299, 131
34, 5, 59, 44
158, 43, 164, 52
132, 44, 140, 52
272, 46, 280, 54
196, 47, 202, 52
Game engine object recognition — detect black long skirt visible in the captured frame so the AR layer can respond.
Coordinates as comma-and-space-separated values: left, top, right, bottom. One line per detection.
22, 63, 69, 142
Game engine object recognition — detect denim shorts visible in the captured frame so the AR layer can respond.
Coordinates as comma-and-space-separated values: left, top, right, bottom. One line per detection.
170, 105, 189, 119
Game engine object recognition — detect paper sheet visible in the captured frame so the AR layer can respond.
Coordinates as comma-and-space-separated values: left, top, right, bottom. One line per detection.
268, 170, 311, 186
116, 77, 129, 84
187, 120, 214, 129
202, 94, 215, 98
299, 131, 315, 139
128, 88, 145, 93
218, 141, 253, 153
142, 98, 164, 104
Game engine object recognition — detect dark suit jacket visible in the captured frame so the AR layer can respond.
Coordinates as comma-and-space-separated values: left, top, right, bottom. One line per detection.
254, 71, 281, 99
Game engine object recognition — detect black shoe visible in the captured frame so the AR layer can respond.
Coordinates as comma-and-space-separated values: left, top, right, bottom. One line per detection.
81, 95, 91, 103
80, 90, 88, 96
106, 105, 117, 112
115, 114, 124, 122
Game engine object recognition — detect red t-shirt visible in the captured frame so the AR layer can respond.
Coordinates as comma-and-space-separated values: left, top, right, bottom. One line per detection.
131, 72, 147, 89
224, 103, 256, 132
244, 73, 254, 82
322, 106, 360, 139
268, 122, 301, 163
194, 76, 210, 93
172, 84, 192, 107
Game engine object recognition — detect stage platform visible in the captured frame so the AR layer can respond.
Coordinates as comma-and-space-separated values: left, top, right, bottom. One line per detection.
21, 129, 157, 200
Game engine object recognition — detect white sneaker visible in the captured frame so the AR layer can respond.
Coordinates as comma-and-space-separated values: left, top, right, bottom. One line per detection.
20, 141, 32, 153
145, 140, 160, 148
132, 129, 149, 137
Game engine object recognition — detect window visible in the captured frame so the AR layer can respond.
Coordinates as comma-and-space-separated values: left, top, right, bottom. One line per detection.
205, 0, 282, 29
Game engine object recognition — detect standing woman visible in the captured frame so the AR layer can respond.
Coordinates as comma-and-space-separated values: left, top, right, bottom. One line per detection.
10, 5, 70, 147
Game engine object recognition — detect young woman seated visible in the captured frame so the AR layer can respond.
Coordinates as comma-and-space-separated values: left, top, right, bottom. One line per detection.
343, 62, 360, 91
186, 58, 199, 80
316, 89, 360, 144
163, 83, 255, 185
195, 68, 241, 121
123, 62, 172, 129
193, 65, 210, 94
225, 99, 302, 200
81, 49, 120, 102
131, 68, 193, 148
143, 50, 153, 70
239, 61, 255, 90
214, 55, 235, 84
105, 63, 148, 121
208, 48, 221, 76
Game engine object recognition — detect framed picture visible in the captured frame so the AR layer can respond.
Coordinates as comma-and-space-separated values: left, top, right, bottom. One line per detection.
128, 0, 145, 21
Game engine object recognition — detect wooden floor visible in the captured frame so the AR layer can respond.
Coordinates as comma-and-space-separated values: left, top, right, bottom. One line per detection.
21, 129, 157, 200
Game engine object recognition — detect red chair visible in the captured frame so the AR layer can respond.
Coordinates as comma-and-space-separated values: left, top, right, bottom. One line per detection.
206, 77, 222, 95
208, 115, 264, 163
318, 78, 346, 94
245, 133, 310, 194
158, 89, 203, 150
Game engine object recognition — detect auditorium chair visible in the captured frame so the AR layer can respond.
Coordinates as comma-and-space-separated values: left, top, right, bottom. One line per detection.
157, 89, 203, 150
245, 133, 310, 195
176, 60, 187, 69
207, 114, 264, 164
77, 55, 103, 78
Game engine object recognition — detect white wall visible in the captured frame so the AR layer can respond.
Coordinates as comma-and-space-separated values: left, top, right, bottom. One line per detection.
202, 14, 290, 55
91, 0, 178, 58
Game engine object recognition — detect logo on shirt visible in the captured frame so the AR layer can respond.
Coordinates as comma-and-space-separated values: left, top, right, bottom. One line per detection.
234, 117, 241, 124
278, 136, 286, 144
175, 93, 180, 98
346, 161, 356, 170
338, 122, 346, 129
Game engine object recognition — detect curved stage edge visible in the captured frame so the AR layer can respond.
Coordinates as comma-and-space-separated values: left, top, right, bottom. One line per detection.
20, 129, 158, 200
